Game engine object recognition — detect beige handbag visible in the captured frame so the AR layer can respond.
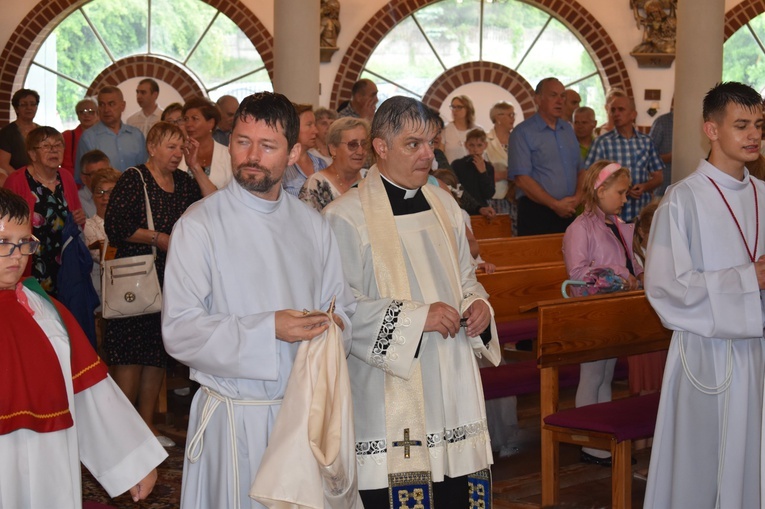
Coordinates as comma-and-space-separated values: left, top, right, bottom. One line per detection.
101, 168, 162, 319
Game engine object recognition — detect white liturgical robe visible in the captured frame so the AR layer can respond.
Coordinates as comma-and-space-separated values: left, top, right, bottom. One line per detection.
644, 160, 765, 509
162, 179, 354, 509
0, 288, 167, 509
324, 172, 500, 491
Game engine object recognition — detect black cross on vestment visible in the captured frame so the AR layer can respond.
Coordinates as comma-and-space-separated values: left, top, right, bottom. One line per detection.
392, 428, 422, 459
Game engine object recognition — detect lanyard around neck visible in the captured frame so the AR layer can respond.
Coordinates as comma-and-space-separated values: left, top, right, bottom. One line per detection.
706, 176, 759, 263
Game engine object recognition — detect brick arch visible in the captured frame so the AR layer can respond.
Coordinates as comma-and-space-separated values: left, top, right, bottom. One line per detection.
330, 0, 633, 110
0, 0, 273, 123
421, 62, 537, 118
724, 0, 765, 38
87, 56, 206, 101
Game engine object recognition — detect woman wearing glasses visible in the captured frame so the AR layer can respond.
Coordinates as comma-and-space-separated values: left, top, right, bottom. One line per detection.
0, 89, 41, 185
3, 126, 85, 296
299, 117, 369, 212
83, 167, 121, 305
442, 95, 481, 165
61, 98, 99, 176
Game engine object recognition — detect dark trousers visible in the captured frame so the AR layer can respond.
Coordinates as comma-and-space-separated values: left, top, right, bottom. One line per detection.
517, 196, 574, 236
360, 474, 469, 509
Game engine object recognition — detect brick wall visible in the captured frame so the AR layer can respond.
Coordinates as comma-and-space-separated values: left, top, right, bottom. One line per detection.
0, 0, 273, 123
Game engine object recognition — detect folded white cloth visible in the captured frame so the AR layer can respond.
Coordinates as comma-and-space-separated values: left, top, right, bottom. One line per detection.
250, 313, 362, 509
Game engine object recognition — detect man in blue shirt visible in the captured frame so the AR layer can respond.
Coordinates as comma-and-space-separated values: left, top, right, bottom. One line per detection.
508, 77, 584, 235
649, 100, 673, 196
75, 86, 147, 182
585, 94, 664, 222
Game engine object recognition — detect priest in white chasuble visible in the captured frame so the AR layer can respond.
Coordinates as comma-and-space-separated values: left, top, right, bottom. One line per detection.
324, 96, 501, 509
644, 82, 765, 509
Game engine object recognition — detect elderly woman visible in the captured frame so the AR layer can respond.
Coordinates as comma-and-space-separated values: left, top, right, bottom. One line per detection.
309, 107, 338, 166
180, 97, 232, 189
299, 117, 369, 211
486, 101, 515, 215
0, 89, 41, 184
282, 104, 327, 197
161, 102, 185, 132
104, 122, 215, 447
3, 126, 85, 296
443, 95, 481, 164
83, 167, 121, 305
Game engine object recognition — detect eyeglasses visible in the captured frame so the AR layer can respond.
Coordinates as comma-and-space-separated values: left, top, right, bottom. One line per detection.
34, 142, 64, 152
77, 108, 97, 115
338, 140, 369, 151
95, 188, 113, 196
166, 118, 185, 126
0, 236, 40, 257
18, 102, 38, 108
449, 105, 465, 110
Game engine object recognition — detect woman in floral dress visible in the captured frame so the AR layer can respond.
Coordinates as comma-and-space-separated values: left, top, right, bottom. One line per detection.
299, 117, 369, 212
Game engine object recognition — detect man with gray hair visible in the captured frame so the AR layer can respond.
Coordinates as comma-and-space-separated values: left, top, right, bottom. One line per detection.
509, 77, 584, 235
324, 95, 500, 509
573, 106, 597, 160
75, 86, 146, 181
338, 78, 378, 121
213, 95, 239, 146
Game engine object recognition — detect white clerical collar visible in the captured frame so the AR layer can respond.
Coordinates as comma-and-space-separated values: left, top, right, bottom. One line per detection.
381, 174, 419, 199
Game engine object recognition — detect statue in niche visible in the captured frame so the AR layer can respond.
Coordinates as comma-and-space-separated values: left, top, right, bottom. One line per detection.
631, 0, 677, 54
320, 0, 341, 49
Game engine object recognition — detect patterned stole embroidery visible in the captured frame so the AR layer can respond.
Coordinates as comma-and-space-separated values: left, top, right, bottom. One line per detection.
468, 469, 492, 508
360, 167, 471, 509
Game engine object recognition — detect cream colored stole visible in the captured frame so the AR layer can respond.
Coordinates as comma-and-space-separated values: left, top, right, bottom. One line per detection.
358, 166, 463, 505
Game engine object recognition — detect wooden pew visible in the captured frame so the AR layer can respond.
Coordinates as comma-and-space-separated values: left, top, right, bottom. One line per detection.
478, 233, 563, 269
477, 263, 568, 324
536, 291, 671, 509
470, 214, 512, 239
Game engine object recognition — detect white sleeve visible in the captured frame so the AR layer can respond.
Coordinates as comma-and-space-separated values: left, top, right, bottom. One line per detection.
75, 377, 167, 497
645, 188, 764, 339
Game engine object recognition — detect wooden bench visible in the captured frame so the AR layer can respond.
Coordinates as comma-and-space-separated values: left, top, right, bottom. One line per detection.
470, 214, 512, 239
536, 291, 671, 509
478, 233, 563, 269
478, 263, 568, 326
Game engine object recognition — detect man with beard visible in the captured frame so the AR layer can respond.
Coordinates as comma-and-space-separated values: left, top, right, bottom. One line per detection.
161, 92, 355, 509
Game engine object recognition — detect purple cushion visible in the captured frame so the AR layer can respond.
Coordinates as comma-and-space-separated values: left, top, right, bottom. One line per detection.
496, 319, 537, 344
543, 392, 661, 442
480, 361, 581, 399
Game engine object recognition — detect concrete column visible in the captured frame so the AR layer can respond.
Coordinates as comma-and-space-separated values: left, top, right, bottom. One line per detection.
671, 0, 725, 182
273, 0, 320, 105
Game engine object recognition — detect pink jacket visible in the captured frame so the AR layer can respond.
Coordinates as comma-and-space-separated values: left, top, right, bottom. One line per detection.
562, 207, 642, 282
3, 167, 83, 278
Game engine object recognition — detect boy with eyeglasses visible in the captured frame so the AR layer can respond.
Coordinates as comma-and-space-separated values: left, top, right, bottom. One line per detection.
0, 187, 167, 508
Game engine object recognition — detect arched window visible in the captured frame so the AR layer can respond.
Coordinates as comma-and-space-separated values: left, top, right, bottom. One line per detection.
361, 0, 606, 124
25, 0, 270, 129
723, 11, 765, 94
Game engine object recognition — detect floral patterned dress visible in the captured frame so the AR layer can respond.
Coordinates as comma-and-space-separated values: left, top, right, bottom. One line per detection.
103, 165, 202, 367
298, 172, 357, 212
25, 171, 68, 296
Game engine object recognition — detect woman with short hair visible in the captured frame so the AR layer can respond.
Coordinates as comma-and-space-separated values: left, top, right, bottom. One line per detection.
299, 117, 369, 212
0, 89, 41, 183
104, 121, 214, 447
180, 97, 232, 189
3, 126, 84, 296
